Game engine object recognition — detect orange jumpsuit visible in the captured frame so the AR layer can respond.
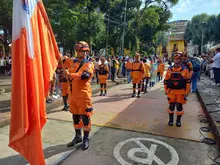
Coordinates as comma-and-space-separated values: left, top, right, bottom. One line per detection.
142, 63, 151, 92
68, 59, 94, 132
164, 65, 191, 116
98, 64, 109, 95
157, 62, 165, 80
131, 61, 144, 96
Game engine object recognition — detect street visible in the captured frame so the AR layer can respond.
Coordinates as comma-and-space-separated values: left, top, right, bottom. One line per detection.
0, 81, 216, 165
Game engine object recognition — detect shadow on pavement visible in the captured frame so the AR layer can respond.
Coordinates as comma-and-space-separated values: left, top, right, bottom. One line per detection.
93, 93, 132, 104
0, 144, 76, 165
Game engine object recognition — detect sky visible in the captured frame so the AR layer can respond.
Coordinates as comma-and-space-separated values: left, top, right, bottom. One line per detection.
170, 0, 220, 21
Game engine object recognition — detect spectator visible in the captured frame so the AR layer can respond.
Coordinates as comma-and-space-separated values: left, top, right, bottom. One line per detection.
94, 57, 100, 84
209, 48, 220, 86
190, 54, 201, 92
110, 56, 117, 82
0, 56, 4, 74
125, 58, 132, 83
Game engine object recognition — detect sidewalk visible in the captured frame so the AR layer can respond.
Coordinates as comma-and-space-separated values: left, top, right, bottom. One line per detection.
0, 78, 127, 128
197, 75, 220, 147
0, 75, 11, 94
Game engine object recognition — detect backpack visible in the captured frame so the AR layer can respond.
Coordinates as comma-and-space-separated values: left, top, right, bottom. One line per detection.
190, 58, 201, 72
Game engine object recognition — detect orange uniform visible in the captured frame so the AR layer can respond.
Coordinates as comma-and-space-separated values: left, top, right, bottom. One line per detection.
68, 60, 94, 118
125, 60, 132, 70
131, 62, 144, 84
98, 64, 109, 84
164, 64, 191, 127
143, 63, 151, 78
164, 65, 191, 105
157, 62, 165, 77
98, 63, 109, 96
131, 61, 144, 97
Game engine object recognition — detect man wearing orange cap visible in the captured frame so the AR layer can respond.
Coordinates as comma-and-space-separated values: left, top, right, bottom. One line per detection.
164, 53, 191, 127
131, 53, 144, 98
64, 41, 94, 150
98, 56, 109, 96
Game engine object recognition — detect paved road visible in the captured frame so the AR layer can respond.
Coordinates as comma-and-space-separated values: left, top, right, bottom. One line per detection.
0, 82, 217, 165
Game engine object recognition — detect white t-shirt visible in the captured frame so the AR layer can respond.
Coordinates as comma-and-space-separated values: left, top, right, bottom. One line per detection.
212, 52, 220, 68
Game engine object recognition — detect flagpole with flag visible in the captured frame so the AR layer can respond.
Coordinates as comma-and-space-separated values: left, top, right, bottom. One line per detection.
9, 0, 61, 164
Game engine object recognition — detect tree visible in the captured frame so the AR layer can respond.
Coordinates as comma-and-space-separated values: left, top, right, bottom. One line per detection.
0, 0, 13, 53
184, 13, 210, 54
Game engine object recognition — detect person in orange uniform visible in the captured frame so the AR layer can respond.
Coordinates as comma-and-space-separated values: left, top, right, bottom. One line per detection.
142, 58, 151, 93
64, 41, 94, 150
131, 53, 144, 98
98, 56, 109, 96
60, 56, 73, 111
181, 51, 193, 78
164, 53, 191, 127
157, 59, 165, 81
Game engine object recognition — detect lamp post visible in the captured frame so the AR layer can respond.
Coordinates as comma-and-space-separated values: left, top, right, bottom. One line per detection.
201, 22, 207, 55
121, 0, 127, 56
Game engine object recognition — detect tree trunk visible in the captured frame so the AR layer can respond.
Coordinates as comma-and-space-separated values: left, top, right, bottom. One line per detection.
3, 28, 9, 55
88, 7, 92, 53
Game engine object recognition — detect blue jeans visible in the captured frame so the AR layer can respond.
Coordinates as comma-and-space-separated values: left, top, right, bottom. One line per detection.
126, 70, 131, 83
191, 72, 199, 92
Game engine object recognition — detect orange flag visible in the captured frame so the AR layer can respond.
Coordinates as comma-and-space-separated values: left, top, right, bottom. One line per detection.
9, 0, 61, 164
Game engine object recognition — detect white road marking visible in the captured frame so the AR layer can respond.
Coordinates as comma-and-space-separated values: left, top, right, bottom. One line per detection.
113, 138, 179, 165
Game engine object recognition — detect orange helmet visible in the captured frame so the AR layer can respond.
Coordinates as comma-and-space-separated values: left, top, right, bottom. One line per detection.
75, 41, 90, 51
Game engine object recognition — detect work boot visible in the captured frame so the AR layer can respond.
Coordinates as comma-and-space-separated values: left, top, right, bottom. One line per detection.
132, 92, 136, 97
103, 91, 107, 96
137, 91, 141, 98
176, 115, 182, 127
82, 131, 89, 150
99, 91, 103, 96
67, 129, 82, 147
168, 114, 174, 126
64, 105, 69, 111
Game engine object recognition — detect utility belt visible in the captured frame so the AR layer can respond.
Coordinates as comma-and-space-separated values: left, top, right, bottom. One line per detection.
166, 79, 186, 89
131, 69, 141, 72
99, 70, 108, 75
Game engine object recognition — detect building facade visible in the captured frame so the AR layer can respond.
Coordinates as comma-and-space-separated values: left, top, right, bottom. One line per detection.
157, 20, 189, 58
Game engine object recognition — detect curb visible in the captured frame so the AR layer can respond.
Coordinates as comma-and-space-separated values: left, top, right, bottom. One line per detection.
197, 82, 220, 148
0, 79, 127, 128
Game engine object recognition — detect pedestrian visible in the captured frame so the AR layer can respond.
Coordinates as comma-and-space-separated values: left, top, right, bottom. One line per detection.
110, 56, 117, 82
142, 58, 151, 93
125, 58, 132, 83
65, 41, 94, 150
181, 52, 193, 79
131, 53, 144, 98
149, 57, 158, 87
60, 56, 73, 111
209, 48, 220, 86
94, 57, 100, 84
164, 52, 191, 127
157, 59, 165, 81
98, 56, 109, 96
190, 54, 201, 93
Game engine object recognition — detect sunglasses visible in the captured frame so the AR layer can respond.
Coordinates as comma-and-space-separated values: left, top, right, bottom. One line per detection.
76, 50, 87, 52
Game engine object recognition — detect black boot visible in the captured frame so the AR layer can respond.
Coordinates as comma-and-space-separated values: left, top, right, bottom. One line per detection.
99, 90, 103, 96
67, 129, 82, 147
168, 114, 174, 126
103, 90, 107, 96
141, 84, 144, 92
82, 131, 89, 150
132, 92, 136, 97
176, 115, 182, 127
137, 91, 141, 98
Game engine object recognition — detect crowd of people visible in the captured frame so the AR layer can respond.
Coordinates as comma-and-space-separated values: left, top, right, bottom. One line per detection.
45, 53, 167, 105
0, 53, 12, 75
